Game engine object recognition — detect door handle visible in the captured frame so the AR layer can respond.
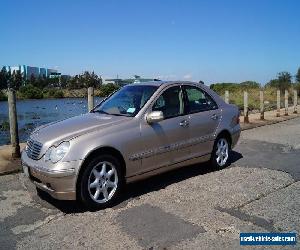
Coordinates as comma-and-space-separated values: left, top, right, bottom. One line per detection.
179, 120, 189, 127
211, 114, 218, 120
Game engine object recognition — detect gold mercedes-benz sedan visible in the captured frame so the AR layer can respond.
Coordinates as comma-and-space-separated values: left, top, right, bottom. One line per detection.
22, 81, 240, 209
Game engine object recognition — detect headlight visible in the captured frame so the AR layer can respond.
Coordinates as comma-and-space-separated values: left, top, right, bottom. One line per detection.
44, 141, 70, 163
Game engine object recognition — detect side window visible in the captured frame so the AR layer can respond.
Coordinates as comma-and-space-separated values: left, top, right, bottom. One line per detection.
152, 86, 184, 118
184, 86, 217, 113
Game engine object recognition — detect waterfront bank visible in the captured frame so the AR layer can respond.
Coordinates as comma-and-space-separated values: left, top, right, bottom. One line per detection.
0, 97, 103, 146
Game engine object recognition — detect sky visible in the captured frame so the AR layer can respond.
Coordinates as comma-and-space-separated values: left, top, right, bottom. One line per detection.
1, 0, 300, 85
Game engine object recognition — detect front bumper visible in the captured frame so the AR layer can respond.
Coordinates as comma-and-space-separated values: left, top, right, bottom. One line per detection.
21, 150, 82, 200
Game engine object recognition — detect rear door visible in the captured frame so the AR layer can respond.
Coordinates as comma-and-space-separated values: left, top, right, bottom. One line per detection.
183, 85, 221, 158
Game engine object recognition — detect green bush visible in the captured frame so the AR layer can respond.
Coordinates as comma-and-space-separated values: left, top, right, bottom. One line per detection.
210, 81, 260, 95
99, 84, 120, 97
44, 89, 64, 98
18, 84, 43, 99
0, 90, 7, 101
0, 121, 9, 131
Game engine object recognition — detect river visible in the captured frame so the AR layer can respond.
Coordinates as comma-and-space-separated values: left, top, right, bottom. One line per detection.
0, 97, 103, 146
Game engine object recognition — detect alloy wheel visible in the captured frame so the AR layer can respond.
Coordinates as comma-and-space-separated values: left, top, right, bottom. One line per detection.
88, 161, 118, 204
215, 138, 229, 167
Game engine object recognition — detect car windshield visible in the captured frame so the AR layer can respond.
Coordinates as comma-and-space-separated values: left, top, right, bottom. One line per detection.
93, 85, 158, 117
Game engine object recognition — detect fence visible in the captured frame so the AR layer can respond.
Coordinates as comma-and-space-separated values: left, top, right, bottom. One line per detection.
6, 87, 299, 158
223, 89, 298, 123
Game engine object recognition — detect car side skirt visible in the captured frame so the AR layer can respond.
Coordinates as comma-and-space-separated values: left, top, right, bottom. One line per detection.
125, 153, 211, 183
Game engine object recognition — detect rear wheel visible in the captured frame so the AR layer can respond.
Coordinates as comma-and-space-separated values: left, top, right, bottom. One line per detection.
210, 136, 231, 169
79, 155, 124, 210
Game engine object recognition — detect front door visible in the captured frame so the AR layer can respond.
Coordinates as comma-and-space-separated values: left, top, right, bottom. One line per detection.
139, 85, 190, 173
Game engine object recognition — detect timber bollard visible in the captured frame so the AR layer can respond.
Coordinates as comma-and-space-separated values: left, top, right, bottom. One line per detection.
276, 90, 280, 117
225, 90, 229, 104
88, 87, 94, 112
260, 90, 264, 120
294, 90, 298, 114
7, 89, 20, 158
284, 90, 288, 116
243, 91, 249, 123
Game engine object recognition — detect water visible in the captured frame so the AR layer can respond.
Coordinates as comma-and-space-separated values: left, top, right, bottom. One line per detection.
0, 97, 103, 146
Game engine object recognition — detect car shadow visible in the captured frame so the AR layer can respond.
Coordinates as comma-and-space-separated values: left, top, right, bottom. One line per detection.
36, 151, 243, 213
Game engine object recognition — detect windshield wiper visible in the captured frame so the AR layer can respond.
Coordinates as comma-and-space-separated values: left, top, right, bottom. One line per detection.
94, 110, 131, 117
93, 110, 110, 115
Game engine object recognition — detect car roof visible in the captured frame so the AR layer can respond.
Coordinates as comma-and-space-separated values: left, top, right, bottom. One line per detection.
131, 80, 198, 87
132, 80, 226, 107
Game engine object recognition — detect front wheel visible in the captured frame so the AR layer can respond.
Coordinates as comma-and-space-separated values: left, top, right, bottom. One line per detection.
210, 136, 231, 169
79, 155, 124, 210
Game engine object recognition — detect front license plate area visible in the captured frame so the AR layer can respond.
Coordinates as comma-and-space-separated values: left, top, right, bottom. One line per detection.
23, 165, 30, 177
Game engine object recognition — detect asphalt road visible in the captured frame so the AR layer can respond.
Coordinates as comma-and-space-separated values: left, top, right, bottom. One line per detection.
0, 118, 299, 249
235, 117, 300, 181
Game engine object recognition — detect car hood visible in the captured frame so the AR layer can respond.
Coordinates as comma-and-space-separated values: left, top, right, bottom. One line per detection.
30, 113, 131, 145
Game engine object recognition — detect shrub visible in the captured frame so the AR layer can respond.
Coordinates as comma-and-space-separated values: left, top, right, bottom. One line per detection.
18, 84, 43, 99
44, 89, 64, 98
0, 90, 7, 101
0, 121, 9, 131
99, 84, 120, 97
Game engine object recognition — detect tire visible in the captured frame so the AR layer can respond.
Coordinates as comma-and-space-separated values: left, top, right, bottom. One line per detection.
210, 136, 231, 170
78, 154, 124, 210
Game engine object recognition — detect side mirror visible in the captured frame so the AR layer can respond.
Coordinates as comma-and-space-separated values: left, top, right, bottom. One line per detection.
146, 111, 164, 124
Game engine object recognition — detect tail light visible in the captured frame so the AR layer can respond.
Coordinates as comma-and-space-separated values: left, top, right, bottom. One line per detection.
232, 114, 240, 125
236, 115, 240, 124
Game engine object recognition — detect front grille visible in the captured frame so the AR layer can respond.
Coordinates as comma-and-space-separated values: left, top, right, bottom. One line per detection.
26, 139, 43, 160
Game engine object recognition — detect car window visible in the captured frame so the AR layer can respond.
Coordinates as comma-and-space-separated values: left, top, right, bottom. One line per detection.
152, 86, 184, 118
184, 86, 217, 113
94, 85, 158, 117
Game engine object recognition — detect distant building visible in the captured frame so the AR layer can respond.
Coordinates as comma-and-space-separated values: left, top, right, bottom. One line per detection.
3, 65, 59, 80
103, 78, 158, 86
103, 79, 119, 85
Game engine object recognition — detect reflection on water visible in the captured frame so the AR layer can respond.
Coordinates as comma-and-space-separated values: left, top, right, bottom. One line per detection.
0, 97, 102, 146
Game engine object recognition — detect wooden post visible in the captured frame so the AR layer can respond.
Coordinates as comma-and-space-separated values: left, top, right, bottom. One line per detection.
7, 89, 20, 158
260, 90, 264, 120
88, 87, 94, 112
293, 90, 298, 114
284, 90, 288, 116
243, 91, 249, 123
276, 90, 280, 117
225, 90, 229, 104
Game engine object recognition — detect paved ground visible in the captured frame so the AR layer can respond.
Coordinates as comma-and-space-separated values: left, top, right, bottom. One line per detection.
235, 117, 300, 181
0, 118, 299, 249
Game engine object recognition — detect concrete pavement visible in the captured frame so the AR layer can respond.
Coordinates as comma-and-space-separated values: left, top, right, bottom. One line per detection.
0, 118, 299, 249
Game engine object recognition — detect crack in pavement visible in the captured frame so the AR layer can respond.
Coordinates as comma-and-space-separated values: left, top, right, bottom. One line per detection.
214, 180, 298, 233
215, 206, 277, 232
236, 179, 296, 209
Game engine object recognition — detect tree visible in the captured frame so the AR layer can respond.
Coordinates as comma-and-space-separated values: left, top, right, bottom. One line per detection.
277, 71, 292, 83
266, 71, 292, 92
29, 74, 37, 87
99, 83, 120, 97
296, 68, 300, 83
66, 71, 102, 89
240, 81, 260, 89
11, 70, 23, 90
0, 67, 9, 89
81, 71, 101, 88
67, 75, 82, 89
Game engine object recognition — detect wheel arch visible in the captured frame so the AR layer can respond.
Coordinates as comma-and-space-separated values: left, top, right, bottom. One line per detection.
216, 130, 232, 147
76, 146, 126, 198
